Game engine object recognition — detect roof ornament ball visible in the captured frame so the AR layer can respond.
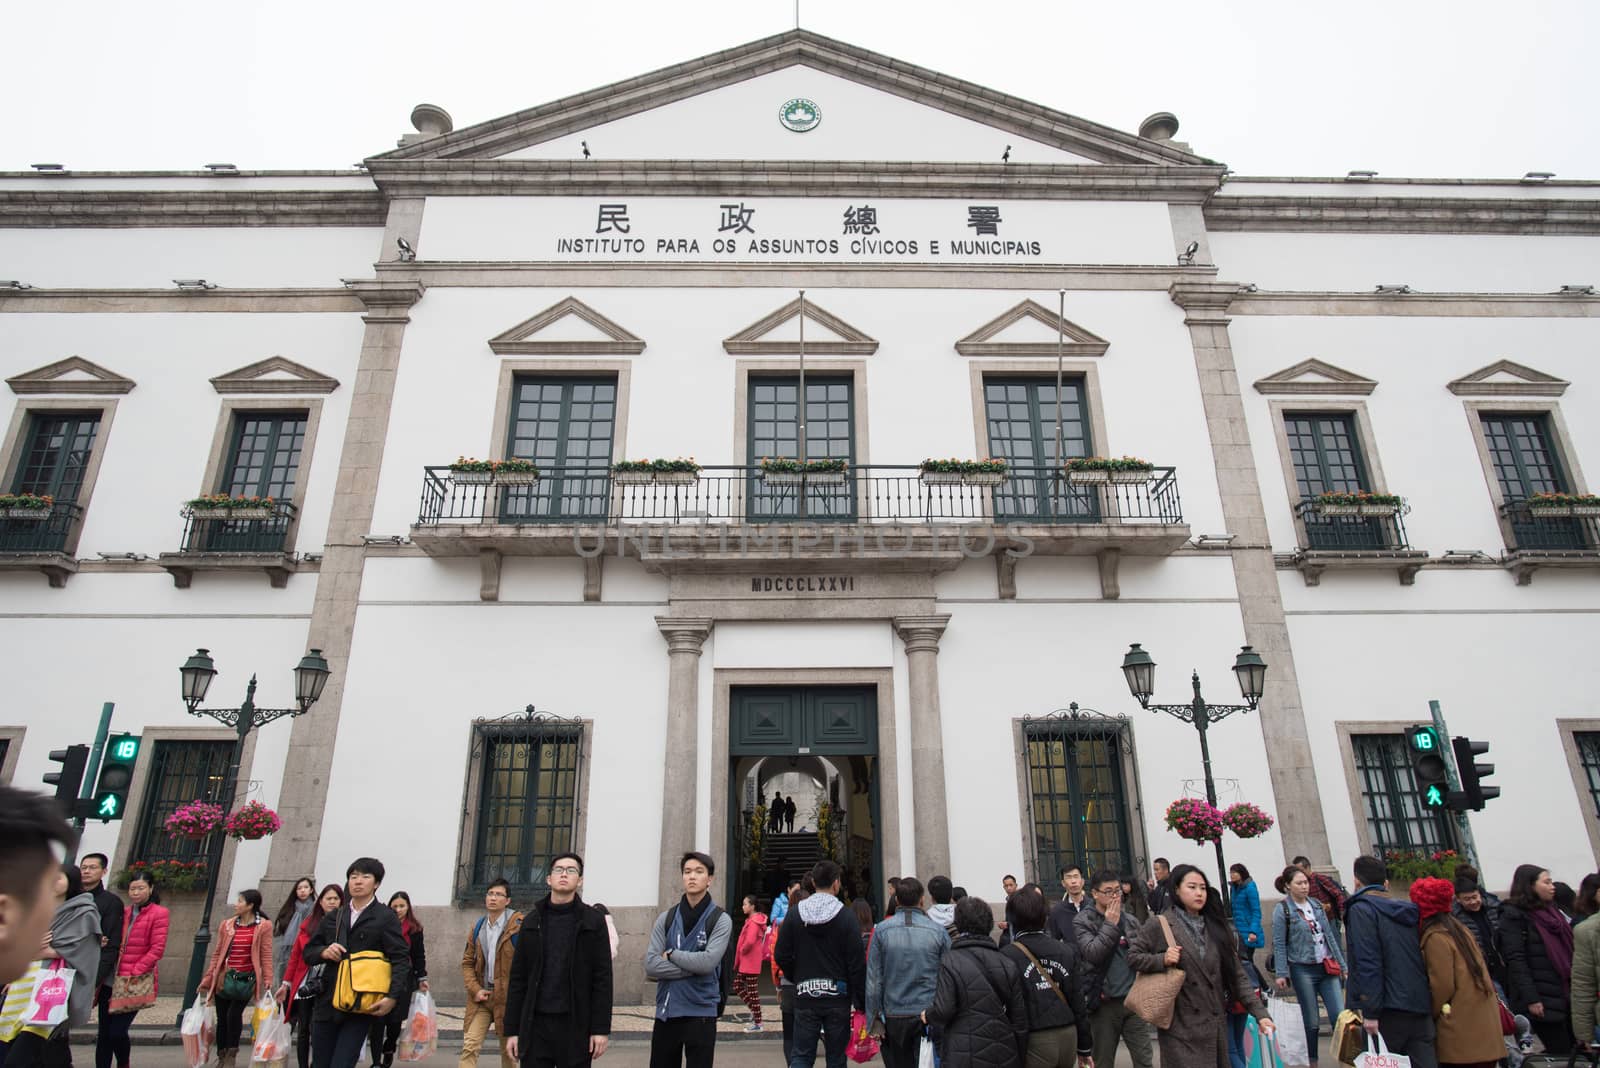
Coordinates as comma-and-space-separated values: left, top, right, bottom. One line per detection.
398, 104, 453, 147
1138, 112, 1180, 142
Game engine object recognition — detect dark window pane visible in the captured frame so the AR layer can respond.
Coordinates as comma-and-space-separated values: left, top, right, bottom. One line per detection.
1577, 733, 1600, 827
1023, 719, 1134, 882
503, 377, 616, 522
1351, 734, 1455, 855
14, 414, 100, 502
984, 377, 1096, 523
472, 720, 583, 894
130, 741, 232, 864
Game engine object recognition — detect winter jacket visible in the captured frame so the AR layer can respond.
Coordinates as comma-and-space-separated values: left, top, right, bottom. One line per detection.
1046, 897, 1087, 945
735, 912, 769, 974
304, 900, 411, 1023
117, 903, 170, 993
1451, 900, 1504, 985
459, 909, 524, 1030
503, 896, 612, 1064
88, 884, 125, 988
1497, 902, 1570, 1020
1571, 912, 1600, 1045
1306, 871, 1347, 921
1073, 903, 1142, 1008
924, 935, 1028, 1068
928, 902, 957, 936
865, 906, 950, 1024
645, 896, 732, 1020
1231, 880, 1264, 948
774, 893, 866, 1010
1344, 886, 1431, 1018
399, 921, 427, 993
1000, 931, 1092, 1052
1128, 913, 1266, 1067
52, 891, 105, 1027
200, 916, 274, 1001
280, 908, 331, 1007
1147, 880, 1172, 916
273, 898, 315, 986
1271, 897, 1346, 975
1419, 923, 1505, 1064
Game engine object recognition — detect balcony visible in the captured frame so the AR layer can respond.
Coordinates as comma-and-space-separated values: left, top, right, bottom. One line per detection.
1290, 500, 1429, 586
157, 503, 299, 588
1498, 499, 1600, 585
409, 464, 1190, 601
0, 502, 84, 586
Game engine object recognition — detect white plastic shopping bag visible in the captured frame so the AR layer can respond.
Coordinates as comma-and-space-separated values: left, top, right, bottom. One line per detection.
21, 960, 74, 1029
1267, 992, 1310, 1066
252, 993, 279, 1038
252, 1004, 292, 1068
918, 1036, 935, 1068
1353, 1034, 1412, 1068
181, 999, 216, 1068
396, 991, 438, 1062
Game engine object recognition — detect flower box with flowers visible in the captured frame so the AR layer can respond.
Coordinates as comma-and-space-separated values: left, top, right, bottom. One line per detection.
1222, 802, 1276, 839
224, 800, 281, 841
1528, 492, 1600, 517
760, 458, 848, 486
114, 859, 209, 893
1065, 457, 1155, 484
611, 459, 702, 486
0, 493, 54, 519
164, 800, 225, 841
919, 459, 1009, 487
1310, 491, 1403, 517
1165, 798, 1226, 843
184, 495, 276, 520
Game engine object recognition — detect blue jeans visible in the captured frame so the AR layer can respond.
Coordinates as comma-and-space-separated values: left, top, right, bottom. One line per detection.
789, 1001, 850, 1068
1287, 961, 1344, 1062
1227, 1014, 1248, 1068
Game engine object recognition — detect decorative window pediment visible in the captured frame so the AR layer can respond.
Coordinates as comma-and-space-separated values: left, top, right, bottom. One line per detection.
954, 300, 1109, 358
209, 357, 340, 395
7, 356, 136, 395
488, 297, 645, 356
1447, 359, 1569, 397
723, 298, 877, 356
1253, 358, 1376, 396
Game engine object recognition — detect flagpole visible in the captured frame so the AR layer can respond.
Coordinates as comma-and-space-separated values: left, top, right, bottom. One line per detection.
1056, 289, 1066, 466
798, 290, 807, 519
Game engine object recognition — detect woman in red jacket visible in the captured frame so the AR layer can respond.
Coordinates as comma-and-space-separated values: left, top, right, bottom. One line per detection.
95, 871, 169, 1068
197, 889, 274, 1068
278, 884, 344, 1068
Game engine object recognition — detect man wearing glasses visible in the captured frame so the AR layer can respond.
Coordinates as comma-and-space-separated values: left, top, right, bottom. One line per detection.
1074, 871, 1153, 1068
504, 853, 614, 1068
461, 879, 525, 1068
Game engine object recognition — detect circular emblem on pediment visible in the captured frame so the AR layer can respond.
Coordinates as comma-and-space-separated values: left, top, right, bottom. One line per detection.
779, 98, 821, 133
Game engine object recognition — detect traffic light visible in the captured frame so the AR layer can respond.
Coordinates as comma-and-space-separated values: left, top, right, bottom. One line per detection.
1408, 726, 1449, 810
89, 733, 141, 822
1452, 736, 1499, 810
43, 745, 90, 813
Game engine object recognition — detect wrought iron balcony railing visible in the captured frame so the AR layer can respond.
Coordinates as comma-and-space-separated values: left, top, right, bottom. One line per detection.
177, 502, 297, 554
1295, 500, 1413, 552
0, 502, 84, 554
416, 465, 1184, 527
1499, 499, 1600, 552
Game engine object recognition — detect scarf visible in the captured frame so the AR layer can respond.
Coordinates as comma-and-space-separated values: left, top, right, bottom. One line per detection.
1531, 904, 1574, 982
677, 894, 712, 938
1174, 909, 1209, 961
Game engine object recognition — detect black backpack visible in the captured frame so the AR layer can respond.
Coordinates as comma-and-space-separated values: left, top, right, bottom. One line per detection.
705, 907, 736, 1017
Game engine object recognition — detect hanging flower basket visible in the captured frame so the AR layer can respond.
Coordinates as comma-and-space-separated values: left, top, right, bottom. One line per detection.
0, 493, 53, 519
1222, 802, 1276, 839
224, 801, 281, 841
165, 800, 225, 841
1164, 798, 1225, 843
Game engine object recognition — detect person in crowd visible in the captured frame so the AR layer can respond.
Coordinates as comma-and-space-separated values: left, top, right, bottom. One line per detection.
1, 863, 102, 1067
503, 852, 613, 1068
775, 878, 809, 1064
775, 859, 866, 1068
273, 878, 317, 990
199, 889, 274, 1068
1498, 863, 1573, 1054
1128, 863, 1273, 1068
853, 899, 876, 958
1555, 883, 1579, 926
591, 903, 620, 961
368, 891, 428, 1068
1571, 872, 1600, 1052
1119, 875, 1149, 925
1075, 870, 1153, 1068
0, 787, 78, 988
1294, 856, 1348, 944
80, 853, 126, 1044
1453, 865, 1502, 912
885, 878, 902, 920
305, 857, 412, 1068
1408, 878, 1505, 1068
733, 895, 769, 1032
785, 796, 797, 834
922, 896, 1027, 1068
1145, 859, 1172, 916
459, 878, 524, 1068
999, 875, 1019, 946
1001, 884, 1093, 1068
1228, 864, 1265, 987
97, 870, 169, 1068
1345, 854, 1437, 1068
927, 877, 958, 937
1271, 864, 1346, 1067
770, 796, 785, 836
1450, 878, 1505, 994
645, 852, 732, 1068
1575, 872, 1600, 923
1048, 866, 1089, 945
865, 876, 950, 1068
279, 883, 344, 1068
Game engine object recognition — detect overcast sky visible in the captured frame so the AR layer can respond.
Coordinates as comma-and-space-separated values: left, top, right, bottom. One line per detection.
5, 0, 1596, 179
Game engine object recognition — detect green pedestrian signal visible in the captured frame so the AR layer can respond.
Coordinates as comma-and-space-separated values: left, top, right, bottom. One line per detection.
97, 794, 120, 818
1423, 783, 1446, 808
90, 733, 141, 823
1409, 725, 1449, 811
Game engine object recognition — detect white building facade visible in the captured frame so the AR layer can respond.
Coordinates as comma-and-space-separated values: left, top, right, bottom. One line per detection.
3, 31, 1598, 1003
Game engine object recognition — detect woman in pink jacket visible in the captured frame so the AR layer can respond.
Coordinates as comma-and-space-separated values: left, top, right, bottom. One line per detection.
733, 895, 770, 1032
96, 871, 169, 1068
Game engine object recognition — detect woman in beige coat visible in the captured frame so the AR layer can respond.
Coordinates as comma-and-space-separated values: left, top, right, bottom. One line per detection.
1409, 878, 1504, 1068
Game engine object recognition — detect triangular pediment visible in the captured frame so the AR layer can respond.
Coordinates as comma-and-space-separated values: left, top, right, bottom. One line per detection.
8, 356, 135, 395
210, 357, 340, 395
1447, 359, 1568, 397
723, 298, 877, 356
955, 300, 1109, 358
488, 297, 645, 356
1253, 358, 1377, 396
374, 31, 1210, 168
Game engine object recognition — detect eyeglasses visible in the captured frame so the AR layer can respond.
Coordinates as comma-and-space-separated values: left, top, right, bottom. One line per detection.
550, 866, 582, 876
1093, 887, 1123, 897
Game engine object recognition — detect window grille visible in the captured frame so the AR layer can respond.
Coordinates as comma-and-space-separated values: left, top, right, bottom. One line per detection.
1351, 733, 1456, 855
130, 740, 231, 863
1575, 732, 1600, 826
1022, 709, 1136, 881
468, 713, 585, 894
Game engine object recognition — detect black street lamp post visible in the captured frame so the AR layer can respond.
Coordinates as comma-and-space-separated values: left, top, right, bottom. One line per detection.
174, 647, 331, 1022
1120, 642, 1267, 907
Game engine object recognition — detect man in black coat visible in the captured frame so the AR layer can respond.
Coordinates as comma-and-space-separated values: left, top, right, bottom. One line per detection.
504, 852, 613, 1068
78, 853, 125, 990
775, 860, 866, 1068
1001, 887, 1092, 1068
306, 857, 413, 1068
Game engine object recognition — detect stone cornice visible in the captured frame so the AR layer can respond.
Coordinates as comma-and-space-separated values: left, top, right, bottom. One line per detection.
954, 298, 1109, 358
0, 289, 365, 313
489, 296, 646, 356
342, 279, 426, 324
364, 159, 1227, 203
723, 297, 877, 356
210, 356, 341, 395
8, 356, 135, 395
1205, 195, 1600, 235
893, 614, 951, 654
1168, 281, 1246, 324
1229, 291, 1600, 317
655, 616, 714, 655
0, 189, 387, 228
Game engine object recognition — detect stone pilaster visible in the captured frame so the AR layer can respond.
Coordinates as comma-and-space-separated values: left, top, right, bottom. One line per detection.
655, 617, 713, 908
894, 614, 952, 881
1169, 281, 1332, 865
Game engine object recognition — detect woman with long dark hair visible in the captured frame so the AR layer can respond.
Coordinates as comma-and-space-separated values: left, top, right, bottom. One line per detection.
1270, 865, 1344, 1066
368, 891, 427, 1068
198, 889, 272, 1068
1128, 863, 1273, 1068
1120, 873, 1150, 923
1498, 864, 1574, 1054
272, 878, 316, 985
1409, 878, 1505, 1068
96, 872, 169, 1068
278, 884, 343, 1068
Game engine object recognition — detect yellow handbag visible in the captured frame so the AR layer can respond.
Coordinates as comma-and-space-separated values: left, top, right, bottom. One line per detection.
332, 950, 391, 1014
1333, 1009, 1365, 1066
